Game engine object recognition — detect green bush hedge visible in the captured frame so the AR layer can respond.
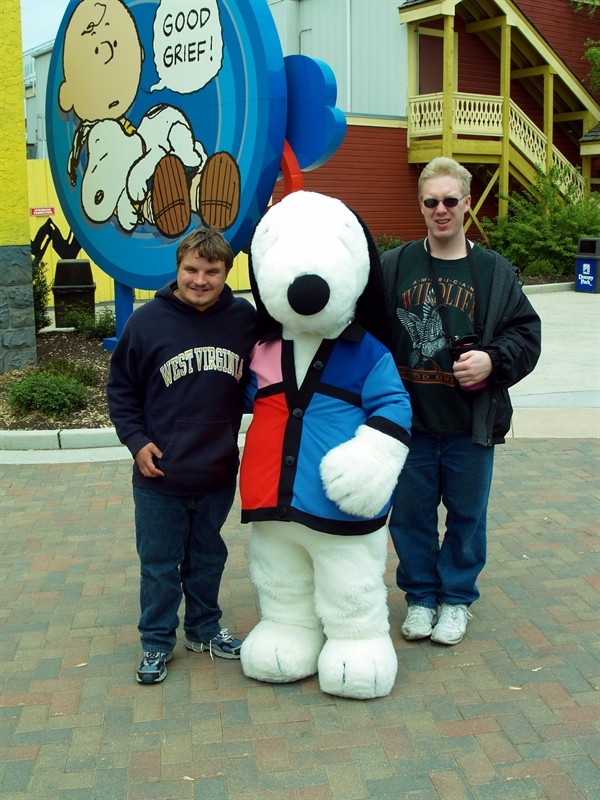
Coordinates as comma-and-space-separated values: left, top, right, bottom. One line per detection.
6, 357, 102, 418
374, 234, 404, 255
7, 370, 91, 418
482, 167, 600, 278
43, 358, 102, 388
62, 307, 116, 339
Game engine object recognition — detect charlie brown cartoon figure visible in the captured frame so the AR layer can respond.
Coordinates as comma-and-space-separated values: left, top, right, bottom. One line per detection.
59, 0, 240, 237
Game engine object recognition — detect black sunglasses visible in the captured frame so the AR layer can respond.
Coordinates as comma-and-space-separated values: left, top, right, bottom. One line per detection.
422, 195, 467, 209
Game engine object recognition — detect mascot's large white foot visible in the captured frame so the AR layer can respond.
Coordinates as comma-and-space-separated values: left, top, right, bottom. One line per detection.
317, 636, 398, 699
241, 620, 325, 684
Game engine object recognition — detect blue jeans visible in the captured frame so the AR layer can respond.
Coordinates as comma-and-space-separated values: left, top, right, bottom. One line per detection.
133, 480, 236, 652
388, 434, 494, 608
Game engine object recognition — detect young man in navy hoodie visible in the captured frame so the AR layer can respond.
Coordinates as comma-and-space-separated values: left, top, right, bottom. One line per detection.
108, 228, 256, 684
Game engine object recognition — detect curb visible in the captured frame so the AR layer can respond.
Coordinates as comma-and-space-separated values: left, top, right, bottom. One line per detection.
0, 415, 253, 453
523, 282, 575, 295
0, 427, 121, 452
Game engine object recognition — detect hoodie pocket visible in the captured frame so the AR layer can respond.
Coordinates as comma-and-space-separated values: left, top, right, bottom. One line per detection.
157, 419, 238, 488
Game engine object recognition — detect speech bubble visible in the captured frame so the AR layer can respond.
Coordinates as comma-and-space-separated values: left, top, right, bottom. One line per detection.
151, 1, 223, 93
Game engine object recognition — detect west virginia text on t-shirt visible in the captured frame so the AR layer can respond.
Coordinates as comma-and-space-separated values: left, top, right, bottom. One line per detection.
159, 347, 243, 386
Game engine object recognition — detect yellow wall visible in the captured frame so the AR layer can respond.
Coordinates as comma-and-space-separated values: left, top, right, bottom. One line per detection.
1, 0, 29, 248
27, 160, 251, 304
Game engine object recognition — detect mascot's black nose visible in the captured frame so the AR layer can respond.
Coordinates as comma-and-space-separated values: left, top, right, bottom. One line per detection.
287, 274, 330, 316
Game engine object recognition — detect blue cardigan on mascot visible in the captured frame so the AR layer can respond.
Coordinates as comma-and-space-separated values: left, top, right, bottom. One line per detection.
240, 190, 412, 699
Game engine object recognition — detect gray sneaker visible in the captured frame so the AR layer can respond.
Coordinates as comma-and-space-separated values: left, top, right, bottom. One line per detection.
185, 628, 242, 659
430, 603, 472, 645
136, 650, 173, 684
401, 605, 437, 640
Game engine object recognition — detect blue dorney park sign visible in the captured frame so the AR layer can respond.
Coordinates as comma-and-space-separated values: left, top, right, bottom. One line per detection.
46, 0, 346, 342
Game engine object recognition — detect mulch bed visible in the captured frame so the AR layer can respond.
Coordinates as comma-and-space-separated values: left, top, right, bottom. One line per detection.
0, 332, 112, 431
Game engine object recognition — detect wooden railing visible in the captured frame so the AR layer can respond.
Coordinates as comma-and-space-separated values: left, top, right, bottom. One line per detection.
508, 101, 547, 167
408, 92, 585, 198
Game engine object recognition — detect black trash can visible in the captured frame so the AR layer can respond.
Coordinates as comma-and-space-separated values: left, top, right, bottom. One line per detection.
52, 259, 96, 327
575, 238, 600, 294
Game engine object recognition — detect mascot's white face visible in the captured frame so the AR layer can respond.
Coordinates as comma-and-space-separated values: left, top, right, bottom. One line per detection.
251, 191, 370, 337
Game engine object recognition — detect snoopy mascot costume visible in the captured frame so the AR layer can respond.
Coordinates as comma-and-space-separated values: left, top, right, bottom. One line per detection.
239, 191, 412, 699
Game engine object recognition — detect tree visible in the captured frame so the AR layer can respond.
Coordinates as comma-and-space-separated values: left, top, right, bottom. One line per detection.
32, 257, 51, 332
570, 1, 599, 92
583, 37, 600, 93
482, 167, 600, 278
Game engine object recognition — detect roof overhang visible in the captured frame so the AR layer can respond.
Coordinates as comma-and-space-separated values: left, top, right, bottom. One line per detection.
398, 0, 461, 24
398, 0, 600, 118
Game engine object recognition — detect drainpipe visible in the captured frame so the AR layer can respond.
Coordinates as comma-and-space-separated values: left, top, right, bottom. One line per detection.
299, 28, 311, 54
346, 0, 352, 112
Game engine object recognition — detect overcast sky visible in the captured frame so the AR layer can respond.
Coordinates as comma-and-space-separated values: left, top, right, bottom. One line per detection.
20, 0, 71, 52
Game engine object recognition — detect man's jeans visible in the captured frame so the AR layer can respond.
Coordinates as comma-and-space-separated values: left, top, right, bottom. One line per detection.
388, 434, 494, 608
133, 480, 236, 652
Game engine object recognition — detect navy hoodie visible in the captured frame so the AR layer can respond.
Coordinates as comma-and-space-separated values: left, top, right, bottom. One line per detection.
107, 282, 256, 494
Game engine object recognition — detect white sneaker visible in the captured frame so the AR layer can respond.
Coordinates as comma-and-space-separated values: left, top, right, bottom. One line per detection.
430, 603, 472, 645
401, 605, 437, 640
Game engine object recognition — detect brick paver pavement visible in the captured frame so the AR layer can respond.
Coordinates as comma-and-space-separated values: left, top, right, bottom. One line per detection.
1, 438, 598, 800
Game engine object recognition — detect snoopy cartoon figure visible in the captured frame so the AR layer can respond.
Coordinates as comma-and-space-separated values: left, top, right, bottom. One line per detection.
240, 190, 412, 699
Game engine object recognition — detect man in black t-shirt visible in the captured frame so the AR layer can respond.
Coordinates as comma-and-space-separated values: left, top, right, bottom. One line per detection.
381, 157, 541, 645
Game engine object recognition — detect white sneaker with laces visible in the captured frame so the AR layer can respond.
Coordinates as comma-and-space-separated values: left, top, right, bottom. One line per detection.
184, 628, 242, 659
401, 605, 437, 640
430, 603, 472, 645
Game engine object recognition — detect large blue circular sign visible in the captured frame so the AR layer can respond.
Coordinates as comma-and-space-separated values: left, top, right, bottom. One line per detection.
47, 0, 288, 289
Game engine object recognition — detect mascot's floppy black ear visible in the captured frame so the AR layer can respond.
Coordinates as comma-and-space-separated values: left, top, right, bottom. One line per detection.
350, 208, 394, 350
248, 215, 282, 341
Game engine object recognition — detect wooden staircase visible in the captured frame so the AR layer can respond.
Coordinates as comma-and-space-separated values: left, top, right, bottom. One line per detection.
407, 93, 585, 200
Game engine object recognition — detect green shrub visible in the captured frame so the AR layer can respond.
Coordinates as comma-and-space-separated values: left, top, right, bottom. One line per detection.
32, 257, 51, 332
61, 308, 97, 336
94, 308, 117, 339
43, 358, 102, 387
374, 234, 404, 254
583, 38, 600, 93
482, 167, 600, 277
7, 370, 91, 417
373, 233, 403, 255
62, 307, 116, 339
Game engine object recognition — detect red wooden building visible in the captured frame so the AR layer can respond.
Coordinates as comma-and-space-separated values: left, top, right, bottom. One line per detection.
273, 0, 600, 244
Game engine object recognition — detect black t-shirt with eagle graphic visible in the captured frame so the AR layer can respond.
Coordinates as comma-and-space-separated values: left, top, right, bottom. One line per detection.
382, 240, 494, 435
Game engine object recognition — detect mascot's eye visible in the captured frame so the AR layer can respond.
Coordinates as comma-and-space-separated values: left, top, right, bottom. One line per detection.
94, 190, 105, 206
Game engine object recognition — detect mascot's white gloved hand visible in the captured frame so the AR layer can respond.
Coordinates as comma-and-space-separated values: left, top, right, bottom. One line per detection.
320, 424, 409, 518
